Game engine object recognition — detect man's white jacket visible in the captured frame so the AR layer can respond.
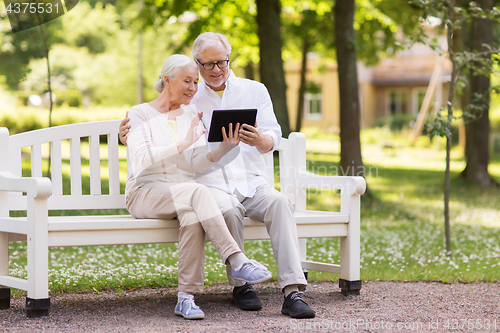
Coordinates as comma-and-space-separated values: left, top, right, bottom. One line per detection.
191, 70, 282, 198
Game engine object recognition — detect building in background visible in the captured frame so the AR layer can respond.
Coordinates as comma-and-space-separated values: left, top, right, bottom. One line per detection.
285, 23, 452, 132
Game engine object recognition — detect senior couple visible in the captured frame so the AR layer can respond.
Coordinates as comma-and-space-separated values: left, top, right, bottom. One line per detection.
121, 32, 315, 320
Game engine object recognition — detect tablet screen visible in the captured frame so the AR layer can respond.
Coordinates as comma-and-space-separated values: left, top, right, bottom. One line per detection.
207, 109, 257, 142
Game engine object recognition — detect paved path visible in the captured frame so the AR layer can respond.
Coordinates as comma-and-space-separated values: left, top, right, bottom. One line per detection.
2, 281, 500, 332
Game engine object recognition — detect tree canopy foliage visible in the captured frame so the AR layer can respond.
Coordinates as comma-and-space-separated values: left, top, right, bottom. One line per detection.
0, 1, 62, 89
1, 0, 497, 111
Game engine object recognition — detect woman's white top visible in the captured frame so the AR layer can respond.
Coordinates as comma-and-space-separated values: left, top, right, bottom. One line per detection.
125, 103, 213, 196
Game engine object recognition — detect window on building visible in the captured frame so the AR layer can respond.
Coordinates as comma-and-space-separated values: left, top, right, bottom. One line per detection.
304, 82, 322, 120
304, 92, 322, 120
388, 90, 408, 114
412, 88, 427, 117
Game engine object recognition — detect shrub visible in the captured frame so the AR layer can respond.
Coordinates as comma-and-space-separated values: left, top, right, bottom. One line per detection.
0, 113, 44, 134
54, 89, 83, 107
14, 91, 38, 106
374, 114, 416, 131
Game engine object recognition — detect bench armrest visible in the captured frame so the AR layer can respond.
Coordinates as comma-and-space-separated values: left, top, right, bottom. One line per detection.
0, 172, 52, 199
296, 171, 366, 196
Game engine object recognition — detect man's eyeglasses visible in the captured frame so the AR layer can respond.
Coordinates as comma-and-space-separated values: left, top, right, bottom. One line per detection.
197, 59, 229, 71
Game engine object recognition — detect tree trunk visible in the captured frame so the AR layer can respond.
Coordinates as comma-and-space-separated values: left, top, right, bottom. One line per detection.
295, 39, 309, 132
137, 31, 144, 104
244, 62, 255, 80
137, 0, 144, 104
453, 0, 470, 155
256, 0, 291, 137
334, 0, 366, 181
442, 1, 461, 256
461, 0, 497, 188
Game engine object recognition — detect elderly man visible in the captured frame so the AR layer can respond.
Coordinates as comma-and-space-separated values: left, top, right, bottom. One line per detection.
120, 32, 314, 319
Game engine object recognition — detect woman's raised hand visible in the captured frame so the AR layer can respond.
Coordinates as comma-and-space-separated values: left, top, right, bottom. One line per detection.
178, 112, 206, 153
187, 112, 206, 144
119, 112, 130, 146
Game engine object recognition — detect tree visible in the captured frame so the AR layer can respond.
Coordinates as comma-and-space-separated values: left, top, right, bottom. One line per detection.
417, 0, 500, 254
295, 27, 309, 133
256, 0, 291, 136
281, 6, 333, 132
20, 2, 137, 106
460, 0, 499, 188
0, 4, 61, 90
334, 0, 367, 180
122, 0, 260, 70
281, 0, 422, 132
22, 15, 59, 176
136, 0, 145, 104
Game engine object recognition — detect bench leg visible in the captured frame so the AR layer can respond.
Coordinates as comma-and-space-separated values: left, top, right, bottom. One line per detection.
26, 298, 50, 318
0, 288, 10, 310
0, 231, 9, 310
339, 194, 362, 296
339, 231, 362, 296
339, 279, 361, 296
26, 198, 50, 318
299, 238, 309, 287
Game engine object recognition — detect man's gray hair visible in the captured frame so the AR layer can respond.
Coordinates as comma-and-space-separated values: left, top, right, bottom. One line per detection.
192, 32, 232, 60
154, 54, 197, 93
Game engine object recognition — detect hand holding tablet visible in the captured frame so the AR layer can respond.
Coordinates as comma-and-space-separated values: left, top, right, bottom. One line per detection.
208, 109, 257, 142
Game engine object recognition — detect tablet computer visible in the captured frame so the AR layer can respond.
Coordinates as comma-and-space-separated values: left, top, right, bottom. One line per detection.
207, 109, 257, 142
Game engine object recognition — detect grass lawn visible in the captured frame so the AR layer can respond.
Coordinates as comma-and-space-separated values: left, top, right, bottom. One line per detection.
7, 128, 500, 295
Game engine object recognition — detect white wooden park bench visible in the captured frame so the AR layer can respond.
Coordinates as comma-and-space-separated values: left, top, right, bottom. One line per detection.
0, 120, 365, 317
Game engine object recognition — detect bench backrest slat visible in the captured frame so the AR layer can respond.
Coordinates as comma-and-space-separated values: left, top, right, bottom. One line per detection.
107, 133, 120, 195
31, 144, 43, 178
89, 135, 101, 195
50, 140, 64, 196
263, 152, 274, 187
9, 147, 22, 178
278, 139, 296, 206
70, 137, 82, 196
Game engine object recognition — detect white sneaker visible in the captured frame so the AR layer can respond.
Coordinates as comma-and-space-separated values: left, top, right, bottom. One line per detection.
231, 260, 272, 284
174, 295, 205, 320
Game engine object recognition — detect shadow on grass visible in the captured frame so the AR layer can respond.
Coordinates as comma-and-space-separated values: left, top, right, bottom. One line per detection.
306, 156, 500, 216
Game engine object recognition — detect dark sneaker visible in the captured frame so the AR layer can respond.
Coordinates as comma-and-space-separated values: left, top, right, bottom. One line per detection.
281, 291, 315, 318
233, 283, 262, 311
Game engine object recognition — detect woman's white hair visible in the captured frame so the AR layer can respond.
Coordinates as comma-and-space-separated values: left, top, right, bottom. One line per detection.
154, 54, 197, 94
192, 32, 232, 60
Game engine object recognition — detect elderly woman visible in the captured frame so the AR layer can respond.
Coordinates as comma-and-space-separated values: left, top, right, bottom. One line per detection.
125, 54, 271, 320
